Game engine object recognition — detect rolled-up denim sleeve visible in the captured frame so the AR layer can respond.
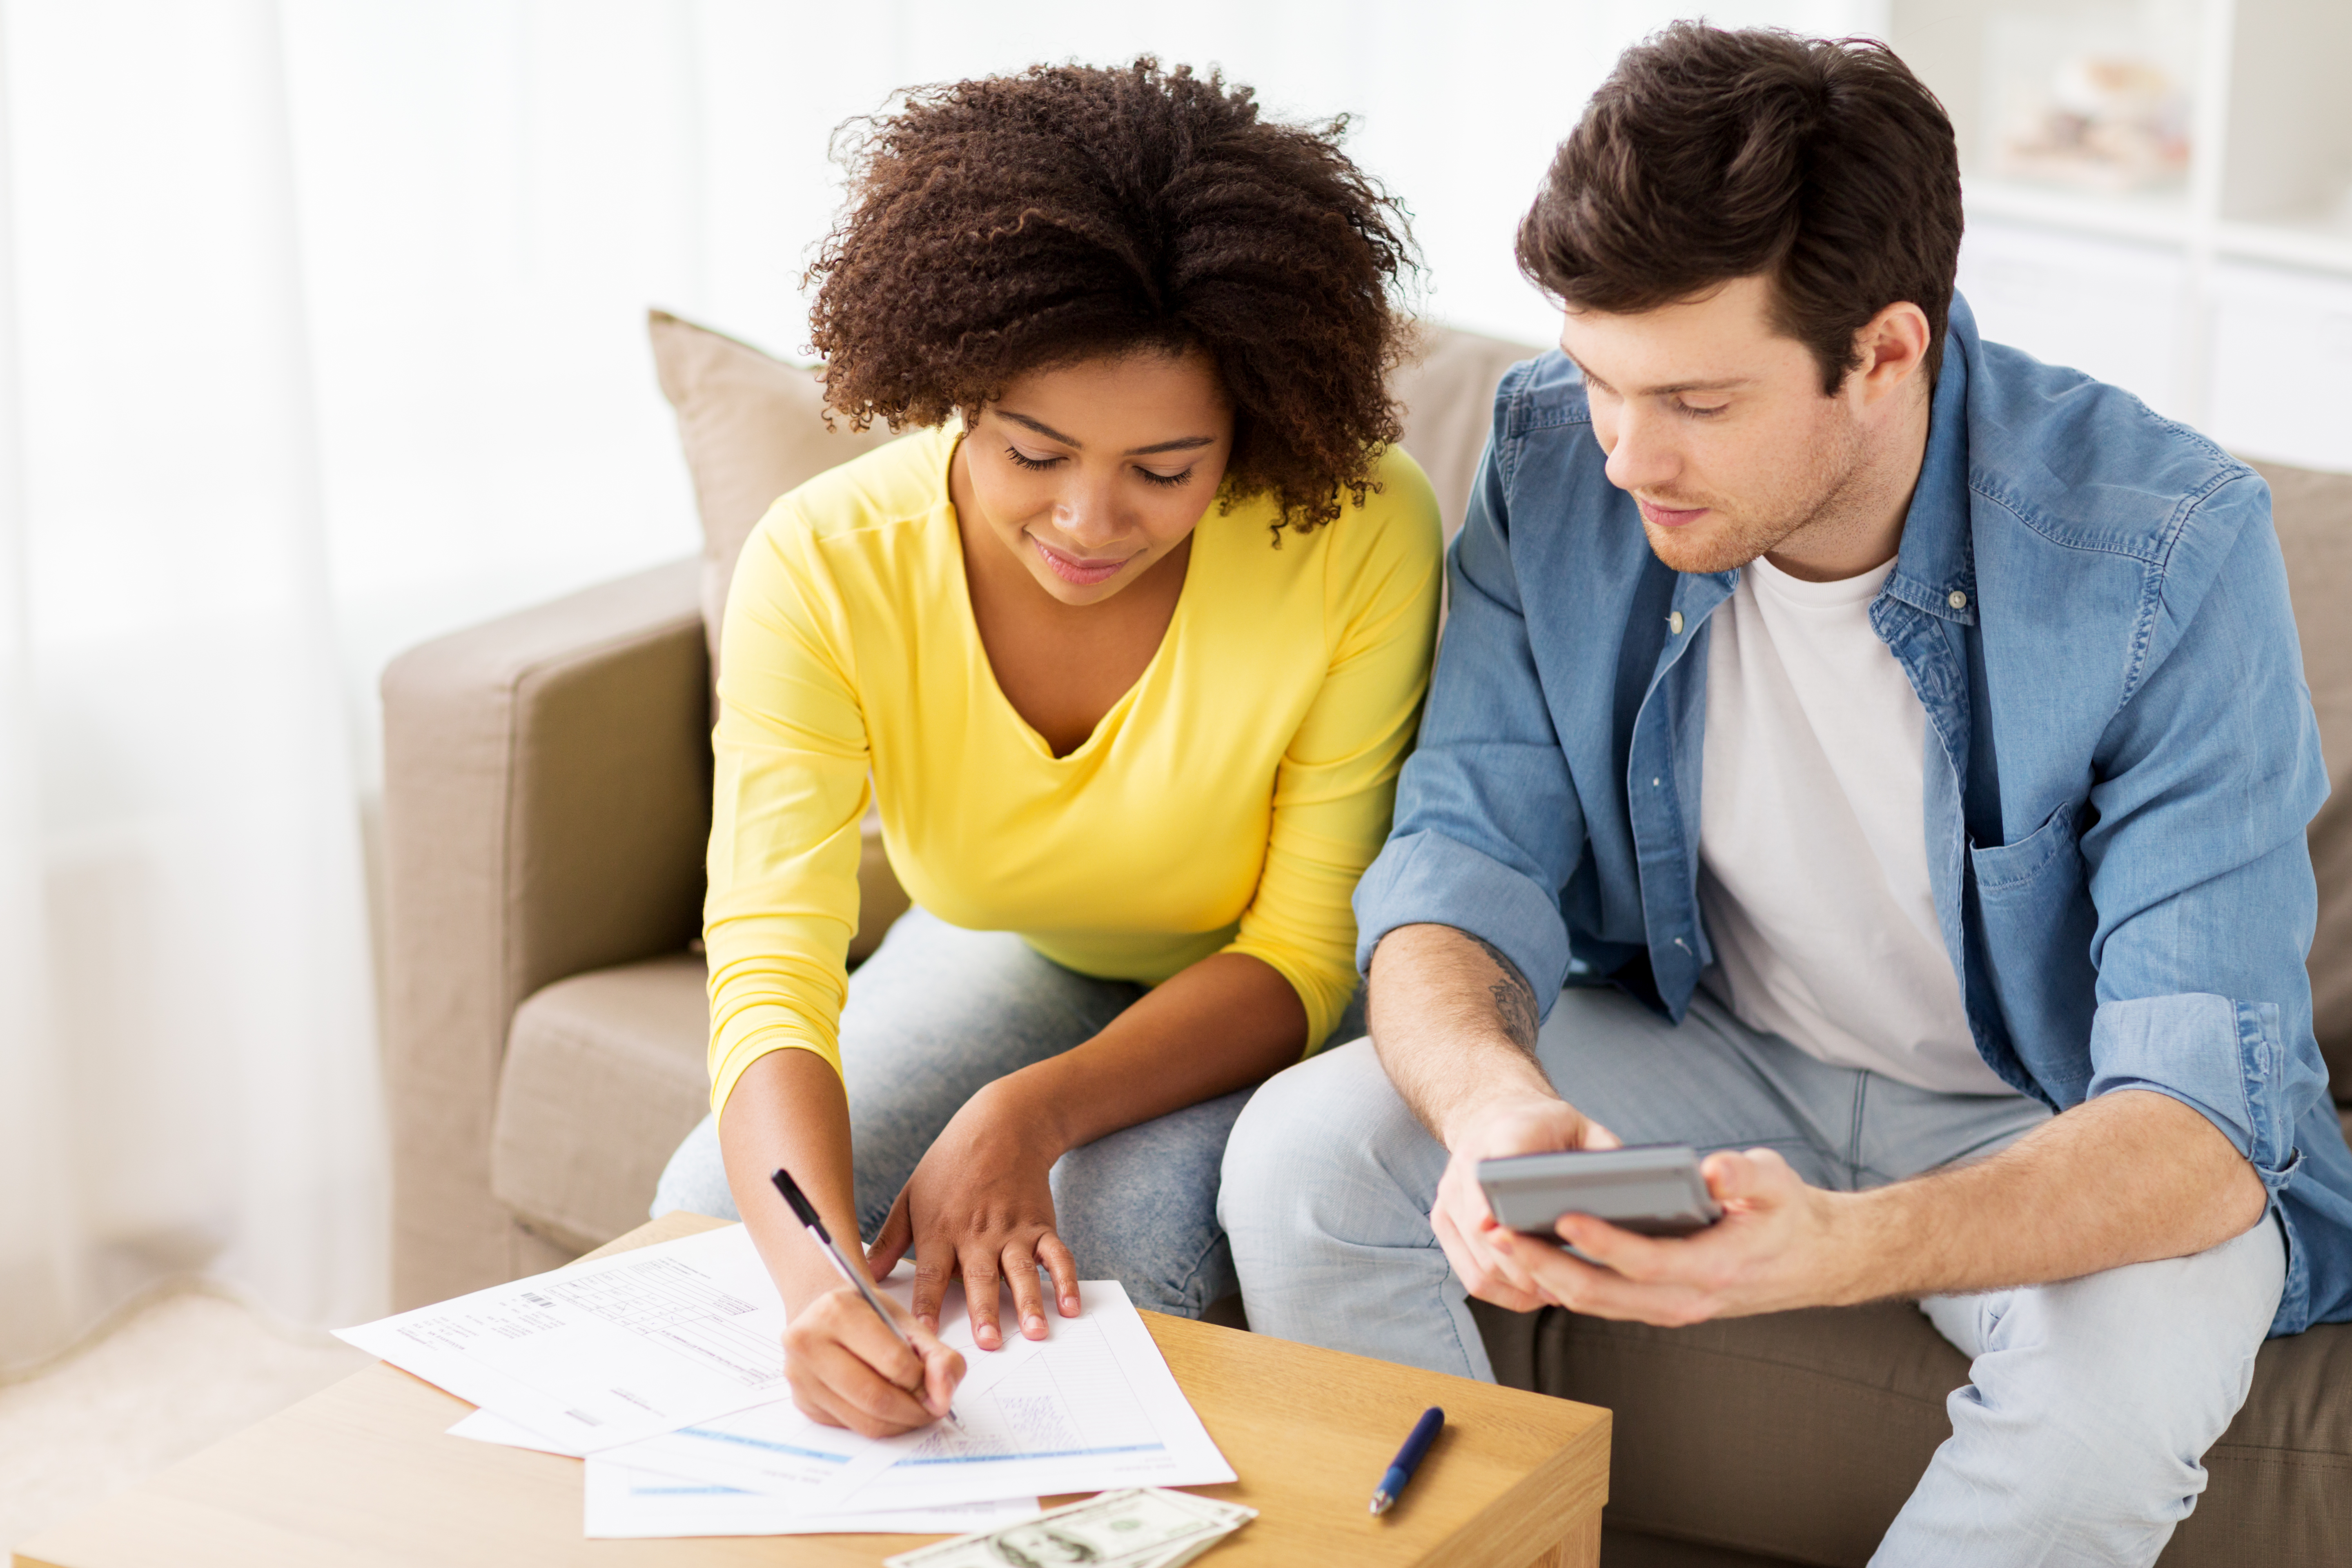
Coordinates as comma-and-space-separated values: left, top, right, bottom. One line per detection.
2081, 474, 2332, 1190
1352, 403, 1588, 1011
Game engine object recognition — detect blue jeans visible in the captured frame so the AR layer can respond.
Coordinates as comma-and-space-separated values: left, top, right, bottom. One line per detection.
1220, 985, 2286, 1567
654, 907, 1336, 1318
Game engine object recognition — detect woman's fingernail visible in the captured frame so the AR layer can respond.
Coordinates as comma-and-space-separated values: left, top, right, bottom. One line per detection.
1062, 1295, 1080, 1314
1024, 1315, 1045, 1336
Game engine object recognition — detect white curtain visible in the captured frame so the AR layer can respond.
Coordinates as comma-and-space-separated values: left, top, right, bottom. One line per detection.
0, 0, 1889, 1369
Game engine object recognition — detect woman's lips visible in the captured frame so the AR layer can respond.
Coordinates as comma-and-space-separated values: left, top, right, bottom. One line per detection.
1637, 497, 1710, 529
1031, 534, 1133, 586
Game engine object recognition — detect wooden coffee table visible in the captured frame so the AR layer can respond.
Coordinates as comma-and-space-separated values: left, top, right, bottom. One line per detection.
15, 1214, 1608, 1567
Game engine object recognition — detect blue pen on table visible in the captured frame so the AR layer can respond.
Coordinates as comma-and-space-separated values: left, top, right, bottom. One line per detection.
1369, 1405, 1445, 1516
769, 1167, 962, 1429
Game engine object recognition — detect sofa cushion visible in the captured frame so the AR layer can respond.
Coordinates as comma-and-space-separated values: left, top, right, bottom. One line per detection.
1474, 1296, 2352, 1567
491, 952, 713, 1252
1389, 325, 1543, 546
646, 310, 898, 673
2262, 458, 2352, 1097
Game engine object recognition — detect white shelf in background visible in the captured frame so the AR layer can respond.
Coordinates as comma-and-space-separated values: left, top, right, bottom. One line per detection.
1963, 176, 2196, 247
2214, 217, 2352, 276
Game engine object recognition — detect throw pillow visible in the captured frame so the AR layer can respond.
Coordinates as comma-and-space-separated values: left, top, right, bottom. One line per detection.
646, 309, 898, 673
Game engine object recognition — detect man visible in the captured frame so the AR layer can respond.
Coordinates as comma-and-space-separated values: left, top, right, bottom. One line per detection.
1218, 24, 2352, 1565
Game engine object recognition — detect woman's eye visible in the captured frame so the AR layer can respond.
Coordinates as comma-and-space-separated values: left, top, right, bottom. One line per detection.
1135, 467, 1194, 488
1004, 445, 1061, 471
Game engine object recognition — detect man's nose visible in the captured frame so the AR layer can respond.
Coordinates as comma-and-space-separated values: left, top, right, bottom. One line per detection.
1603, 408, 1679, 495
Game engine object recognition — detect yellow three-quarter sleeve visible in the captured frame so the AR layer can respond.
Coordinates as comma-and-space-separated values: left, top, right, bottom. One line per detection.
1221, 450, 1443, 1052
704, 501, 871, 1116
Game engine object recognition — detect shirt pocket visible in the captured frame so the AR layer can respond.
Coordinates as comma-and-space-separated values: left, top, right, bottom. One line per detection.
1970, 797, 2086, 903
1968, 798, 2099, 1100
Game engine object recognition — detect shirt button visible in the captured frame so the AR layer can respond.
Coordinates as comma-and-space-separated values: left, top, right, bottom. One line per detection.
1948, 590, 1968, 610
1652, 777, 1662, 787
1668, 610, 1685, 635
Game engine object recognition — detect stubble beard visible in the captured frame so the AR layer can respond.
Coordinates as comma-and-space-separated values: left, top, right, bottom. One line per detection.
1638, 409, 1871, 578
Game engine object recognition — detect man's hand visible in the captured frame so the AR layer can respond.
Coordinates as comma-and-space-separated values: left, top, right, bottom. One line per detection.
1431, 1094, 1621, 1312
1480, 1091, 2269, 1327
1496, 1147, 1851, 1325
864, 1078, 1081, 1351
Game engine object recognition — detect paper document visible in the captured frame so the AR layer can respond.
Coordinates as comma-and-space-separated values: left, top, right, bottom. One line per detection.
337, 1223, 789, 1452
582, 1459, 1038, 1539
571, 1393, 916, 1499
360, 1222, 1233, 1522
453, 1407, 1042, 1538
590, 1277, 1046, 1497
448, 1406, 589, 1457
842, 1279, 1236, 1511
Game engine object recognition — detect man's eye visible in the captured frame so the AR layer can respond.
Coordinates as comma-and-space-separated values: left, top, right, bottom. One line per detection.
1678, 400, 1728, 419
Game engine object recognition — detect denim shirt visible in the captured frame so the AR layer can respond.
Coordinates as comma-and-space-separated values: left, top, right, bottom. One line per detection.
1354, 296, 2352, 1336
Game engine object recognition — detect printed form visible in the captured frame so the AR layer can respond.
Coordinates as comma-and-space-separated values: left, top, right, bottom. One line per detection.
337, 1223, 790, 1451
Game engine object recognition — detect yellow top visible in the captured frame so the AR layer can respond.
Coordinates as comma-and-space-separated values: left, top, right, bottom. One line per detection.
705, 424, 1443, 1115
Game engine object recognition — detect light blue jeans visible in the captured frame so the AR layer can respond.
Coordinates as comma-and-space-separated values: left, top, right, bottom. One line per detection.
654, 907, 1352, 1318
1219, 984, 2286, 1568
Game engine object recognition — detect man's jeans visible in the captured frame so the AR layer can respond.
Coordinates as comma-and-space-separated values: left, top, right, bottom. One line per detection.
1220, 986, 2286, 1567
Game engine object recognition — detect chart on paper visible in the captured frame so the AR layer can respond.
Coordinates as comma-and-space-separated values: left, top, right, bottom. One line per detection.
844, 1280, 1235, 1510
906, 1316, 1158, 1463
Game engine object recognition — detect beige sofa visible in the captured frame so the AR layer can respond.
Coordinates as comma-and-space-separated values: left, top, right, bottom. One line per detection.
382, 321, 2352, 1566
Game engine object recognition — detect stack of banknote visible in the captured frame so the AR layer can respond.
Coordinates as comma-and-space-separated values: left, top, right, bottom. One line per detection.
884, 1487, 1258, 1568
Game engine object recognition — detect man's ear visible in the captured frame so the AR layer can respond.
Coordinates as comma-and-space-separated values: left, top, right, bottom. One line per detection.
1848, 303, 1932, 407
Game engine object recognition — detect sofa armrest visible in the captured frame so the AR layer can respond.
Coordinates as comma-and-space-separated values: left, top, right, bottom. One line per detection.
381, 558, 710, 1307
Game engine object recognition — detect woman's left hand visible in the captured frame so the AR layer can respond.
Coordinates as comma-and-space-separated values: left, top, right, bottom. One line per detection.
864, 1079, 1082, 1350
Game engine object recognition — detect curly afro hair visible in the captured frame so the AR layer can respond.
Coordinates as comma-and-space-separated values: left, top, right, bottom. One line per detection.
805, 57, 1417, 535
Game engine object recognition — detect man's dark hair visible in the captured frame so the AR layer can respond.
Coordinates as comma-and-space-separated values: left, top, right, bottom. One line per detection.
1516, 24, 1962, 394
807, 57, 1416, 534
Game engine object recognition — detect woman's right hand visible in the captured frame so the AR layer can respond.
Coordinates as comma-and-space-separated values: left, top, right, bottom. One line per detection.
782, 1281, 966, 1439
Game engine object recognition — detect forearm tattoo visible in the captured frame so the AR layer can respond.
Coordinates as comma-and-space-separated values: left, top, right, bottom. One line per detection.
1468, 933, 1539, 1053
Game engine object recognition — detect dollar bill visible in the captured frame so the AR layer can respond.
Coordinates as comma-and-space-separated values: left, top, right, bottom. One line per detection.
1127, 1488, 1257, 1568
885, 1487, 1254, 1568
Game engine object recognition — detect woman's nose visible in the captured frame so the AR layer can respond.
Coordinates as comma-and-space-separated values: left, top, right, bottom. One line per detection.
1053, 485, 1125, 548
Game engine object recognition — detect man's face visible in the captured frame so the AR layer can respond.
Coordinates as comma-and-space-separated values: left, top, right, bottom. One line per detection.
1559, 275, 1869, 576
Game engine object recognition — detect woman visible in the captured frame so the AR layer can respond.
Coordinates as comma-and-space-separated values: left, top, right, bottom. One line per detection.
652, 58, 1441, 1438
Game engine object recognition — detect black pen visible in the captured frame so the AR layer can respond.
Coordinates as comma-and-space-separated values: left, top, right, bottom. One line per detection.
770, 1167, 961, 1428
1370, 1405, 1445, 1516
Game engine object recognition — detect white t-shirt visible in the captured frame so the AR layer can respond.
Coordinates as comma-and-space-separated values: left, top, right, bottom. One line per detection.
1696, 553, 2016, 1096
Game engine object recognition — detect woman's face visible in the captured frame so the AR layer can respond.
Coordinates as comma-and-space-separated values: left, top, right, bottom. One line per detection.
958, 346, 1234, 608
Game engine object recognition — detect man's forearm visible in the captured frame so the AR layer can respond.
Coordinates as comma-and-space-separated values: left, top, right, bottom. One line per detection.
1367, 922, 1559, 1143
1826, 1088, 2272, 1304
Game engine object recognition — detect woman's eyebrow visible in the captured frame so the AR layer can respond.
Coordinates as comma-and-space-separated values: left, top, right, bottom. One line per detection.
997, 408, 1216, 456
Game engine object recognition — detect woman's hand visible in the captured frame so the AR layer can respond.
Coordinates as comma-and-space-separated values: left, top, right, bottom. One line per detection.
782, 1280, 965, 1439
865, 1078, 1082, 1351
